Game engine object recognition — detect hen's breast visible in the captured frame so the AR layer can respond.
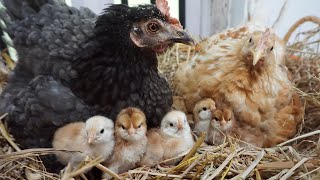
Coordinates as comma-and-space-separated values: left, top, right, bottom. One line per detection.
70, 51, 172, 128
140, 71, 172, 127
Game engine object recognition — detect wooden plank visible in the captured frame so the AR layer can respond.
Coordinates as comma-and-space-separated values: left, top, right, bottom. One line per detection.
257, 160, 320, 170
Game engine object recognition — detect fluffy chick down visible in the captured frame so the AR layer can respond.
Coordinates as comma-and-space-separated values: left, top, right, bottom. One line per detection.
140, 110, 194, 166
103, 107, 147, 179
53, 116, 115, 168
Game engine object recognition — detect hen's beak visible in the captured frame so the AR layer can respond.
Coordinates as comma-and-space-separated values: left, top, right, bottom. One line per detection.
252, 50, 263, 66
170, 30, 195, 46
88, 132, 96, 144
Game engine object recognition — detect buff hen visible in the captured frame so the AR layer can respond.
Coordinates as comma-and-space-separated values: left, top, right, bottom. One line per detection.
173, 25, 303, 147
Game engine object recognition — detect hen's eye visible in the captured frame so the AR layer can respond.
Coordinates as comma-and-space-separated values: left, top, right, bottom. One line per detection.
270, 46, 274, 51
249, 38, 252, 43
138, 124, 142, 128
100, 129, 104, 134
147, 23, 159, 33
121, 125, 125, 129
169, 123, 174, 127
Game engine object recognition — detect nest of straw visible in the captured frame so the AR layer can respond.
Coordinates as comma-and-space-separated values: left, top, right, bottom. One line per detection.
0, 25, 320, 179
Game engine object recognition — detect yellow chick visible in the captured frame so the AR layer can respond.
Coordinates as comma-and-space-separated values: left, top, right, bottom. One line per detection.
193, 98, 216, 143
161, 111, 194, 164
103, 107, 147, 179
52, 115, 115, 169
140, 111, 195, 166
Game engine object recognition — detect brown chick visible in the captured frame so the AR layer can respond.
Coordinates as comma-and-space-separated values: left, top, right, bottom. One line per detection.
140, 111, 194, 166
174, 26, 303, 147
192, 98, 216, 143
52, 116, 115, 169
207, 108, 236, 145
103, 107, 147, 179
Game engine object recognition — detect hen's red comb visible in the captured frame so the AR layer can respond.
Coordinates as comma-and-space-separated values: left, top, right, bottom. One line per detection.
156, 0, 183, 29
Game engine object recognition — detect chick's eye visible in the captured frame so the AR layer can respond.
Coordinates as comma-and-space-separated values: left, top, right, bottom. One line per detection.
249, 38, 252, 43
147, 22, 159, 33
100, 129, 104, 134
202, 107, 207, 111
270, 46, 274, 51
138, 124, 142, 128
169, 123, 174, 127
121, 125, 125, 129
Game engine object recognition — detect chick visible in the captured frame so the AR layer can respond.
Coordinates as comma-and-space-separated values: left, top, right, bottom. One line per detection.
193, 98, 216, 142
161, 111, 195, 164
103, 107, 147, 179
140, 111, 195, 166
207, 108, 236, 145
52, 116, 115, 169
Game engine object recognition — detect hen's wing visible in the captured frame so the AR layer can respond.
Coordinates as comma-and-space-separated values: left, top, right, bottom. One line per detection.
2, 75, 94, 171
262, 93, 303, 147
0, 0, 96, 76
5, 75, 94, 147
3, 75, 94, 146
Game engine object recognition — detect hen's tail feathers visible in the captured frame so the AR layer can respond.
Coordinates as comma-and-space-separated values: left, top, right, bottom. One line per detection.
283, 16, 320, 44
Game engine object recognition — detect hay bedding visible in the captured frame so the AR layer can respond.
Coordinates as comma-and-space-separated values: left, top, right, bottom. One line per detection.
1, 22, 320, 179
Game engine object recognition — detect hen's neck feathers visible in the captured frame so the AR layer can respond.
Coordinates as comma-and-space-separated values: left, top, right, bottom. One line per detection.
200, 39, 289, 96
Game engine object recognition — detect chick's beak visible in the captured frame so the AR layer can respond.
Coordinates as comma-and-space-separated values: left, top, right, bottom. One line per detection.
220, 120, 226, 128
128, 127, 136, 135
88, 132, 96, 144
169, 30, 195, 46
177, 119, 183, 130
252, 49, 263, 66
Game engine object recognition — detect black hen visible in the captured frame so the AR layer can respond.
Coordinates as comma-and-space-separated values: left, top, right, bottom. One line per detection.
0, 0, 193, 171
